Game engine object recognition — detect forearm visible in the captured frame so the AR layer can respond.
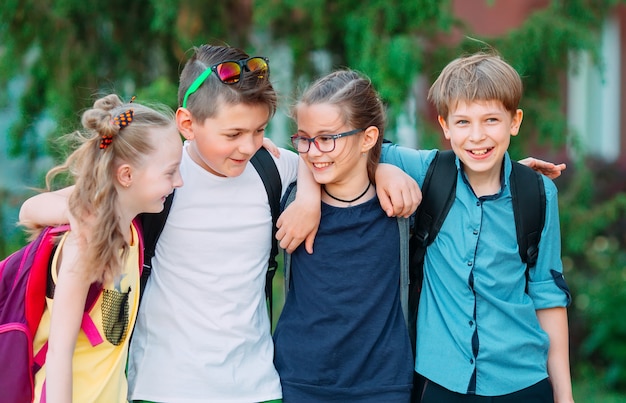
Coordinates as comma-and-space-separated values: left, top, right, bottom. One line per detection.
276, 157, 321, 254
294, 156, 321, 203
537, 307, 574, 403
19, 186, 74, 227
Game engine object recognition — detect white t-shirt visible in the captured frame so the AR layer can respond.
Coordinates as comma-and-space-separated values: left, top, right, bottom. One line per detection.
128, 143, 299, 403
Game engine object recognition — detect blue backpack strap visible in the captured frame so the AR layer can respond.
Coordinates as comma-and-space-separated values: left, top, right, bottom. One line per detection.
396, 217, 411, 329
281, 182, 298, 295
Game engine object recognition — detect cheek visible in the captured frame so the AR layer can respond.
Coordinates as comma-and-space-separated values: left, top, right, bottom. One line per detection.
196, 138, 228, 161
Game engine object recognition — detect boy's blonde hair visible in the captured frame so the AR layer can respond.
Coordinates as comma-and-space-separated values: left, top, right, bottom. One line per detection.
428, 52, 523, 119
178, 44, 277, 122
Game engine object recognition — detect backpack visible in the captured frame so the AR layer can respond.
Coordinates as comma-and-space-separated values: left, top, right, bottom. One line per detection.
407, 150, 546, 352
0, 222, 144, 403
139, 147, 282, 323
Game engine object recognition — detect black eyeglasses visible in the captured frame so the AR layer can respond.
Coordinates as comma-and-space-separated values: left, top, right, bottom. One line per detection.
182, 56, 270, 108
291, 128, 365, 153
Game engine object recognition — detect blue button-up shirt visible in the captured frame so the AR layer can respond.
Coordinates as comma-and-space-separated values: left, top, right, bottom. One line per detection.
381, 143, 570, 396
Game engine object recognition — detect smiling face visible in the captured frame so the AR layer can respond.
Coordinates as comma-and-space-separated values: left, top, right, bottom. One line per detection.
438, 99, 523, 191
179, 102, 270, 177
126, 124, 184, 214
295, 102, 377, 198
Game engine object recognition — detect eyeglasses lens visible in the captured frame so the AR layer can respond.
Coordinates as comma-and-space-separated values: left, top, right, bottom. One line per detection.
291, 136, 335, 153
216, 62, 242, 84
247, 57, 269, 78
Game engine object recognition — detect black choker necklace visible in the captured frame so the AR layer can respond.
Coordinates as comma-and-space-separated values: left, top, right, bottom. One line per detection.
323, 182, 372, 204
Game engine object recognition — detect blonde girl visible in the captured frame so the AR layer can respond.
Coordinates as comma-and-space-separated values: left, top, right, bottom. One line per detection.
21, 94, 183, 402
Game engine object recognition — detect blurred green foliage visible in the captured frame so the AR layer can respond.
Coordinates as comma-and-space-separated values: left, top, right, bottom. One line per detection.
2, 0, 626, 396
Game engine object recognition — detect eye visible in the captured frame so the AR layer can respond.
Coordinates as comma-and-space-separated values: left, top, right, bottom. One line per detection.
455, 119, 469, 125
316, 135, 334, 144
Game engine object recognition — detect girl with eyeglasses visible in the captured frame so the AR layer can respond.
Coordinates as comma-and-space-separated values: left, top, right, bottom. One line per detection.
273, 69, 416, 402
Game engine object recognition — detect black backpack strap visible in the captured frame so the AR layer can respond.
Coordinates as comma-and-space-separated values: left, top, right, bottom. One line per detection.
137, 191, 175, 304
509, 161, 546, 270
408, 149, 457, 353
137, 148, 282, 324
250, 147, 282, 327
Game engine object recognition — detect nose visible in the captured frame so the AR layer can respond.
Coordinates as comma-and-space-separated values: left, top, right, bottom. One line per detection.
468, 124, 485, 142
239, 133, 262, 156
173, 169, 184, 188
306, 140, 324, 157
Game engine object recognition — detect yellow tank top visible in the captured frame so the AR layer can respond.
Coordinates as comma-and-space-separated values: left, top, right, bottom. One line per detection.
33, 224, 140, 403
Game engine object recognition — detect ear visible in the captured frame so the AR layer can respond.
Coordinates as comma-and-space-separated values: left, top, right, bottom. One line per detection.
177, 107, 195, 141
116, 164, 133, 188
510, 109, 524, 137
438, 115, 451, 140
360, 126, 380, 153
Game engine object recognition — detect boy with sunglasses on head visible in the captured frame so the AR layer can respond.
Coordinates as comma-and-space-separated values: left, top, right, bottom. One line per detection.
19, 44, 421, 403
126, 44, 292, 403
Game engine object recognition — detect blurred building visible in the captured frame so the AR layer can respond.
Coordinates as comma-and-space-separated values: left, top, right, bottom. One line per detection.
452, 0, 626, 168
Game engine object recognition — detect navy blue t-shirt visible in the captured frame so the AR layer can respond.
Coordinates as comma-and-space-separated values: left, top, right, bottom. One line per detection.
273, 197, 413, 402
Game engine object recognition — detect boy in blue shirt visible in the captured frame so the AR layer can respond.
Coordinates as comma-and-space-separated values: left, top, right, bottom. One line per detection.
381, 52, 574, 402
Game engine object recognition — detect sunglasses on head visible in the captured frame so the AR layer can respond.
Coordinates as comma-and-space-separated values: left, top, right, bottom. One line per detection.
182, 56, 270, 108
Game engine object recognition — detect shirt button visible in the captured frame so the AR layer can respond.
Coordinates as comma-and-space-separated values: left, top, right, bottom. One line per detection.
470, 358, 474, 364
469, 320, 474, 327
467, 261, 473, 267
473, 230, 478, 235
476, 201, 480, 206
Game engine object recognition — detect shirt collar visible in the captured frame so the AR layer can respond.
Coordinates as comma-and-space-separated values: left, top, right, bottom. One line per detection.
456, 151, 512, 200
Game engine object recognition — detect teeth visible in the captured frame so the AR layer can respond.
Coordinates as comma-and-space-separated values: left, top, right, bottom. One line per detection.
313, 162, 332, 168
471, 149, 489, 155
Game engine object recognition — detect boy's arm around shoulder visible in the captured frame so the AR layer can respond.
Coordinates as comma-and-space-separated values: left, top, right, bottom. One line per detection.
380, 142, 441, 187
19, 186, 74, 228
276, 153, 320, 254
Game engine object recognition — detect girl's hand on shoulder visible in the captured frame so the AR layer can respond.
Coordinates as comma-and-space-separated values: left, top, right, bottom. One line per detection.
262, 137, 281, 158
375, 163, 422, 218
519, 157, 566, 179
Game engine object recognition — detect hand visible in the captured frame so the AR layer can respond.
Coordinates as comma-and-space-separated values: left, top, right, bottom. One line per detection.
276, 197, 320, 254
262, 137, 281, 158
519, 157, 566, 179
375, 163, 422, 217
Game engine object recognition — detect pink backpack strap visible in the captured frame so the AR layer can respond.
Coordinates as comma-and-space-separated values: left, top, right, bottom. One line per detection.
39, 379, 46, 402
80, 311, 103, 346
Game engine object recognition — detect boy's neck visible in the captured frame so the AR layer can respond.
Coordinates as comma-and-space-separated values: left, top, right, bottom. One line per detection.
462, 162, 504, 198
